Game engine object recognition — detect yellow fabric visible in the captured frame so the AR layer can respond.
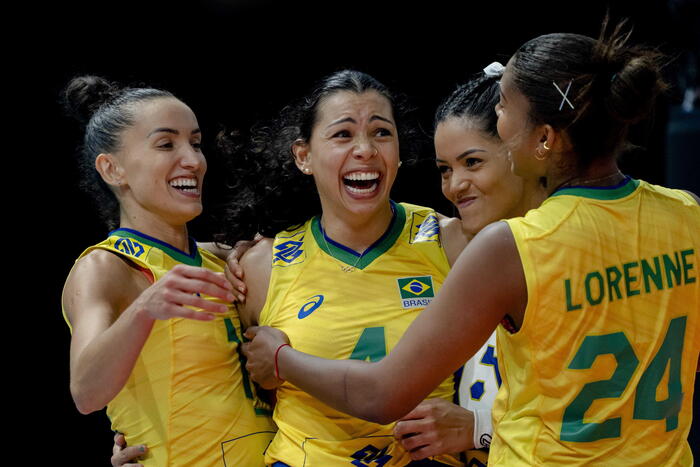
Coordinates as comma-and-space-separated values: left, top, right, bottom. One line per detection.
260, 202, 462, 466
65, 229, 275, 466
491, 180, 700, 466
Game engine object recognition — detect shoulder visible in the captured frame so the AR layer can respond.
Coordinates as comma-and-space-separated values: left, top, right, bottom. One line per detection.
438, 214, 469, 267
63, 249, 145, 325
67, 249, 136, 286
457, 221, 527, 326
240, 237, 274, 271
683, 190, 700, 206
238, 238, 274, 327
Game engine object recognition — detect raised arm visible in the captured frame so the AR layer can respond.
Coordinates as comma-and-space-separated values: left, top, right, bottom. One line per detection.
244, 221, 526, 423
64, 250, 234, 414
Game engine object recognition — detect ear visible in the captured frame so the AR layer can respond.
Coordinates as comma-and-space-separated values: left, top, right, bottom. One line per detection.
95, 153, 125, 187
291, 139, 312, 174
539, 124, 560, 151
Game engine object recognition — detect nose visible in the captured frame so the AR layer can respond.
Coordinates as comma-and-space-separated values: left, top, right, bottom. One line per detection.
449, 168, 471, 198
180, 145, 205, 171
352, 136, 377, 159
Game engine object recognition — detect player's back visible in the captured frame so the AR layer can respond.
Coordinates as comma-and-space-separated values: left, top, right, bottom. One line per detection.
492, 179, 700, 466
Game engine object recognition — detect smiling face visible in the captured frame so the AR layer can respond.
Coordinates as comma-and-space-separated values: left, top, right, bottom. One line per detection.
107, 97, 206, 226
435, 117, 529, 237
297, 90, 399, 221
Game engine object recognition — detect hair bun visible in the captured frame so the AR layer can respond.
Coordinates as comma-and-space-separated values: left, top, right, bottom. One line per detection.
62, 75, 119, 125
606, 55, 665, 124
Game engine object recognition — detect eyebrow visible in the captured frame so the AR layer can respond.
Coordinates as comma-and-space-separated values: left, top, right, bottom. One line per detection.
326, 115, 395, 129
148, 128, 201, 137
435, 148, 486, 163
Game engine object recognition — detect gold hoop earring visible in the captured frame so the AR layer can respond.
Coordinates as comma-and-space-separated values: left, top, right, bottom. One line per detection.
543, 141, 550, 151
535, 147, 546, 160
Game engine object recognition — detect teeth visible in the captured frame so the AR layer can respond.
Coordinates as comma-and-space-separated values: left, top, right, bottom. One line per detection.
346, 183, 378, 194
169, 177, 197, 188
344, 171, 379, 181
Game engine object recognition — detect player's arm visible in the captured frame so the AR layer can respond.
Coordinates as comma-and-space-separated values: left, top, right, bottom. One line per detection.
244, 221, 526, 423
237, 238, 273, 329
64, 250, 234, 414
438, 214, 469, 267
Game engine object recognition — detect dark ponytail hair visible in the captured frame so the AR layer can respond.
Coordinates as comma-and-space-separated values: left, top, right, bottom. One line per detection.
216, 69, 421, 245
510, 18, 667, 168
62, 76, 174, 229
434, 68, 502, 138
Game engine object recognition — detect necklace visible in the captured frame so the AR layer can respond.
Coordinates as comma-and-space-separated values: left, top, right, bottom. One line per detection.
554, 170, 626, 192
319, 222, 364, 273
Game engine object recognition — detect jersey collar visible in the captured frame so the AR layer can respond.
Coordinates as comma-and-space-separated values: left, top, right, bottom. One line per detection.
108, 227, 202, 266
550, 176, 639, 200
311, 201, 406, 270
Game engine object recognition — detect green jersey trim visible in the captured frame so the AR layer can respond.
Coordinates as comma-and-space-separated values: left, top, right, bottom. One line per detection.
311, 201, 406, 270
108, 228, 203, 266
550, 177, 639, 200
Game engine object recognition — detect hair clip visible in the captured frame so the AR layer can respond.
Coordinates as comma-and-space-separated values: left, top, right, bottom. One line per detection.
553, 80, 574, 110
483, 62, 505, 78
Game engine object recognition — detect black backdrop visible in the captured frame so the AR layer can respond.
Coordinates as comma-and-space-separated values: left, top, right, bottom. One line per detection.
25, 0, 698, 463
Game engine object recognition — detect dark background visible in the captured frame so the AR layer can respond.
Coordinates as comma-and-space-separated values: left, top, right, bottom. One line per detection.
24, 0, 699, 463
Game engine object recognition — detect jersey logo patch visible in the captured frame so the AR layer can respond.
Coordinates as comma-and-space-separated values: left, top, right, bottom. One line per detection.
298, 295, 324, 319
350, 444, 392, 466
115, 238, 145, 258
272, 230, 306, 267
397, 276, 435, 309
409, 212, 440, 244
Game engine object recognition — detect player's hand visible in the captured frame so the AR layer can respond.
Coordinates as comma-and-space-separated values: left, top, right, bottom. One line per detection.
132, 264, 234, 321
242, 326, 290, 389
393, 399, 475, 460
224, 234, 263, 304
111, 432, 147, 467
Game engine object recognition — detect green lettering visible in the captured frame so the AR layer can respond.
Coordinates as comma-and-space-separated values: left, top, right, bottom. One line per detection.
565, 279, 582, 311
350, 327, 386, 362
623, 261, 640, 297
663, 252, 682, 288
680, 249, 696, 284
606, 266, 623, 301
585, 271, 604, 306
641, 256, 664, 293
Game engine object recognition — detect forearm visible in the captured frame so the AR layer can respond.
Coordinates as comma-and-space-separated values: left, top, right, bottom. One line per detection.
276, 346, 405, 424
70, 306, 154, 414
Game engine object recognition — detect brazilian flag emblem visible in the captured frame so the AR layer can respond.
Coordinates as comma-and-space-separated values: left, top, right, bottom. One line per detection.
397, 276, 435, 299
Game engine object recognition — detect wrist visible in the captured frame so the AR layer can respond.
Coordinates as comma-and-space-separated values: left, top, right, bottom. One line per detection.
274, 343, 291, 381
129, 302, 156, 328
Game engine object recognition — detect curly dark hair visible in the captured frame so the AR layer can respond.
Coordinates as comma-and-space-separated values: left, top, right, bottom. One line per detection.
61, 75, 174, 230
216, 69, 424, 245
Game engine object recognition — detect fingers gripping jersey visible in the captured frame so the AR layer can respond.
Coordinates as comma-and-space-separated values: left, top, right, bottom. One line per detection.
63, 228, 276, 466
492, 179, 700, 466
260, 202, 462, 467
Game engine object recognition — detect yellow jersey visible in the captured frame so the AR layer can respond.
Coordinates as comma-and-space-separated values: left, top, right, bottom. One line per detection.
491, 178, 700, 466
64, 228, 276, 466
260, 202, 462, 466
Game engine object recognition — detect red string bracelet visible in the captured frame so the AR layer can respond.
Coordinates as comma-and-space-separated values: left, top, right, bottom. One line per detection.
275, 343, 291, 382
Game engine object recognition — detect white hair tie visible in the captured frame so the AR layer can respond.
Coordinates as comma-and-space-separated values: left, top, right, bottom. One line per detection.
483, 62, 505, 78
